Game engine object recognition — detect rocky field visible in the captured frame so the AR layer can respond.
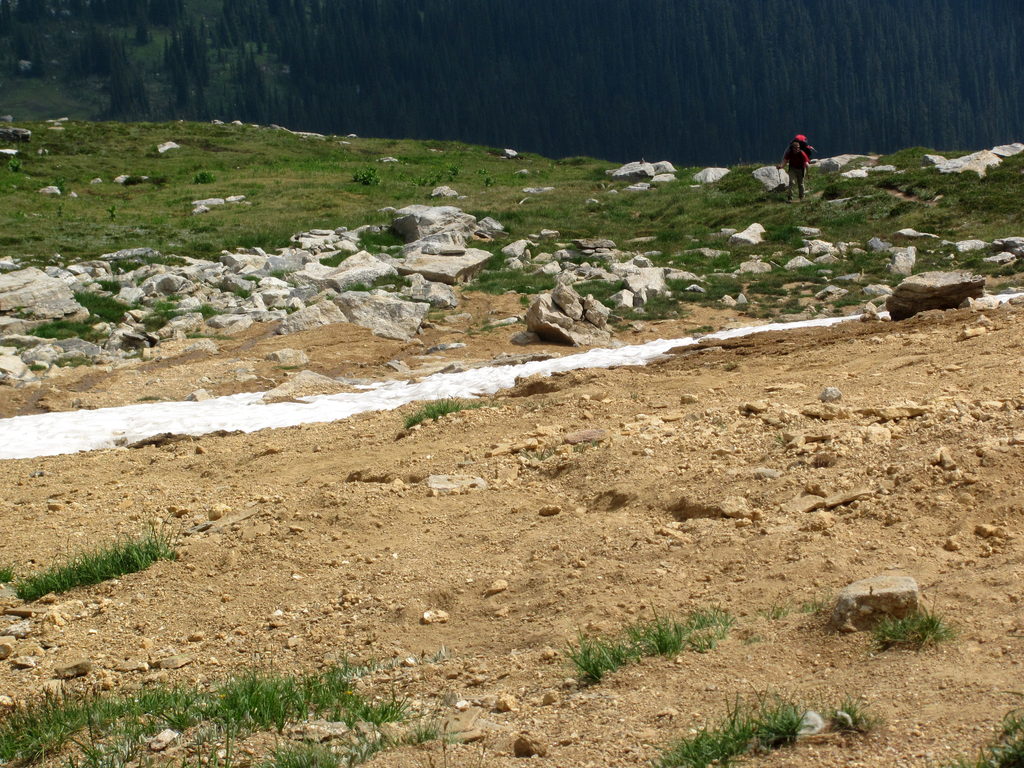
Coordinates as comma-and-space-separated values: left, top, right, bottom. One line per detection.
2, 121, 1024, 768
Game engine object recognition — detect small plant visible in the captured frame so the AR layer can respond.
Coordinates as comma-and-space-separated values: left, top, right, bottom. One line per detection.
403, 398, 482, 429
565, 633, 637, 684
827, 697, 882, 734
758, 602, 792, 621
352, 167, 381, 186
192, 170, 216, 184
263, 743, 341, 768
0, 565, 13, 582
799, 595, 831, 614
107, 204, 116, 220
872, 608, 956, 651
13, 528, 177, 602
7, 156, 22, 172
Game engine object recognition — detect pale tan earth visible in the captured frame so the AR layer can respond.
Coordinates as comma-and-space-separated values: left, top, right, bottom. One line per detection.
1, 297, 1024, 768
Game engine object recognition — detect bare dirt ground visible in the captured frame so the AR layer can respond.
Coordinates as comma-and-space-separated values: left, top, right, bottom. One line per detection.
2, 301, 1024, 767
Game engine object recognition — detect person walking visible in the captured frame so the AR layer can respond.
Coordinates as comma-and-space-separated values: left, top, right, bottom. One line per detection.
778, 138, 810, 201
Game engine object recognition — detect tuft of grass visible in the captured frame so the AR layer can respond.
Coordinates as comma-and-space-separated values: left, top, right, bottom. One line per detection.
264, 743, 341, 768
827, 697, 883, 734
569, 608, 735, 683
656, 695, 878, 768
403, 398, 483, 429
0, 565, 13, 582
565, 633, 637, 684
758, 601, 792, 621
13, 529, 177, 602
0, 660, 413, 768
872, 608, 956, 651
944, 708, 1024, 768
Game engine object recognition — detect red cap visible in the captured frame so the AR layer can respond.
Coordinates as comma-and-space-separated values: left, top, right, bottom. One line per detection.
794, 134, 807, 142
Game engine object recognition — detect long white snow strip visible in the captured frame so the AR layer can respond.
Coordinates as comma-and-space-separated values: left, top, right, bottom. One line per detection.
0, 315, 859, 460
1, 292, 1019, 461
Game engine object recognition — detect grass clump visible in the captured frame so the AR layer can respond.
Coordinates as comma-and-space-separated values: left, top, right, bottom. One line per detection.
0, 565, 13, 582
656, 695, 878, 768
568, 608, 734, 684
872, 608, 956, 651
945, 708, 1024, 768
403, 398, 483, 429
13, 529, 177, 602
0, 662, 413, 768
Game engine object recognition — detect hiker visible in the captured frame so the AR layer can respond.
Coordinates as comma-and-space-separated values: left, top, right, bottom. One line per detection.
778, 139, 810, 201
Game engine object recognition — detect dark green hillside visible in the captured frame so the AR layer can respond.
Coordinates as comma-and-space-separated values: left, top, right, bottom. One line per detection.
1, 0, 1022, 165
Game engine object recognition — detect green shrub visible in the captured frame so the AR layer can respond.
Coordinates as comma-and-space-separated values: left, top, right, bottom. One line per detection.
352, 167, 381, 186
192, 170, 216, 184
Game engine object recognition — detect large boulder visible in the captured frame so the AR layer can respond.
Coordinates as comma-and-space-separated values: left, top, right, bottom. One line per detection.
0, 267, 87, 320
333, 291, 429, 341
397, 247, 492, 285
887, 246, 917, 276
0, 126, 31, 142
936, 150, 1002, 177
728, 223, 767, 246
276, 301, 346, 335
991, 142, 1024, 158
391, 205, 478, 244
525, 285, 611, 346
831, 574, 920, 632
294, 252, 397, 292
607, 161, 655, 182
693, 167, 729, 184
885, 271, 986, 320
752, 166, 788, 192
817, 154, 871, 173
401, 273, 459, 308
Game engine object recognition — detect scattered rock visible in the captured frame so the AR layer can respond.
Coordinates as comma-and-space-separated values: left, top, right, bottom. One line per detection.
831, 573, 920, 632
513, 734, 548, 758
149, 729, 179, 751
54, 658, 92, 679
426, 475, 488, 494
421, 609, 449, 625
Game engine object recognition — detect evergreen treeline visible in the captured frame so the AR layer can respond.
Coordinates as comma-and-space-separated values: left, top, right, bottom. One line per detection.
1, 0, 1022, 164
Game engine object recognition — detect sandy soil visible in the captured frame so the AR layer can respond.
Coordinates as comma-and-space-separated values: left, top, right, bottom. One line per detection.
2, 300, 1023, 767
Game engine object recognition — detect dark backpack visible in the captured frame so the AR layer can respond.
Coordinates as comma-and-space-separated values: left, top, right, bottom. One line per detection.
796, 139, 814, 159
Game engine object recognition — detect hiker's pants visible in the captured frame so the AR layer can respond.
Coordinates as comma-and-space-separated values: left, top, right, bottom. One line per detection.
788, 165, 806, 199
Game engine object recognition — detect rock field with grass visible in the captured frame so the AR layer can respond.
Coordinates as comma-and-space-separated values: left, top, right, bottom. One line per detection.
1, 120, 1024, 767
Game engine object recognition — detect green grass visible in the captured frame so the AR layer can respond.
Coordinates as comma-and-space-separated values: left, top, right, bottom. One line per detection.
0, 565, 13, 582
0, 119, 1021, 325
403, 398, 484, 429
29, 319, 101, 341
13, 529, 177, 602
73, 291, 133, 323
758, 602, 792, 621
0, 662, 415, 768
568, 608, 735, 684
944, 708, 1024, 768
872, 608, 957, 651
655, 694, 878, 768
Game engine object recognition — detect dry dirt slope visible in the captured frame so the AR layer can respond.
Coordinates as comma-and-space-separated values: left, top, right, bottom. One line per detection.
1, 304, 1024, 767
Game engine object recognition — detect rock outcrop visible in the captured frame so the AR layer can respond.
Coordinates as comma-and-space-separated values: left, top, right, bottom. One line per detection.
885, 271, 986, 320
525, 283, 611, 346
